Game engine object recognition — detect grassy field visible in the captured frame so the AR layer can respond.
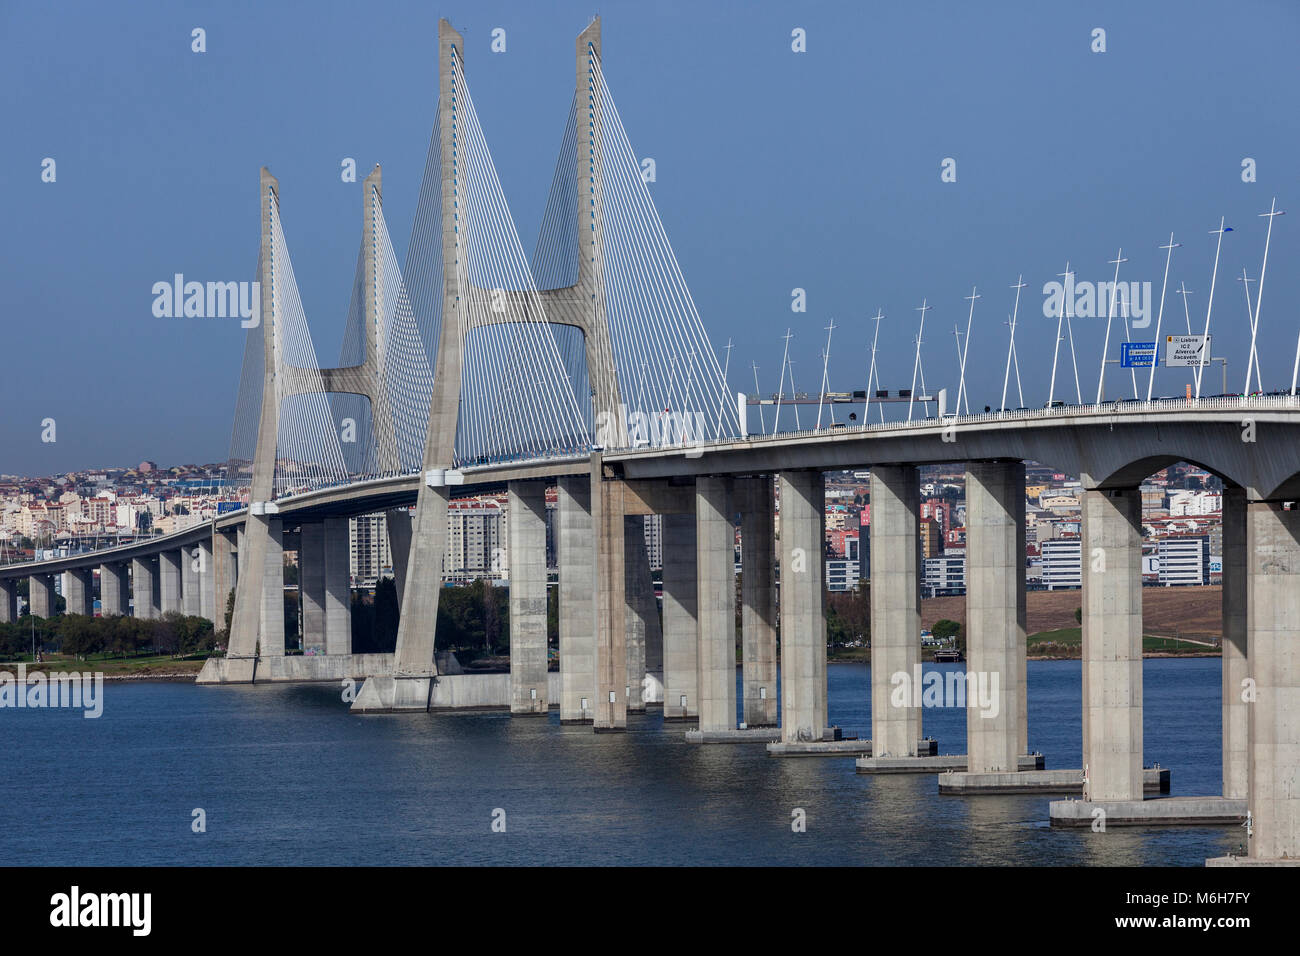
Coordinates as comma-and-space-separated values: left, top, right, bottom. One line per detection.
0, 652, 207, 677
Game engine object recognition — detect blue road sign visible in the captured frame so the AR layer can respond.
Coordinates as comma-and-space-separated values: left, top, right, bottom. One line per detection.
1121, 342, 1156, 368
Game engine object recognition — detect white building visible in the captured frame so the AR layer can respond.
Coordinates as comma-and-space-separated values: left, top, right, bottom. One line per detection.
1155, 535, 1210, 586
923, 554, 966, 595
1041, 538, 1082, 590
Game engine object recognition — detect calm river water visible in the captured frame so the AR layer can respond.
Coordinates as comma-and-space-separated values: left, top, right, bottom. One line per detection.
2, 658, 1240, 865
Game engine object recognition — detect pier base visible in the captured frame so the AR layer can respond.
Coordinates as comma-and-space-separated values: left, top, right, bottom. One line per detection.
1050, 795, 1242, 827
766, 738, 939, 758
939, 767, 1170, 794
857, 754, 1045, 774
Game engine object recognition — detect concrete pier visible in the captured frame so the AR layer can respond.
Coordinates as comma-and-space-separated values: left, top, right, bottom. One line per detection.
198, 538, 216, 622
131, 557, 159, 620
778, 470, 827, 742
259, 518, 285, 657
1080, 486, 1144, 802
738, 476, 777, 728
1243, 499, 1300, 862
300, 521, 327, 653
1221, 488, 1248, 800
323, 517, 351, 655
696, 476, 736, 734
159, 549, 183, 615
63, 568, 94, 616
29, 573, 56, 618
508, 480, 549, 715
965, 461, 1026, 773
182, 545, 202, 618
558, 474, 596, 723
0, 579, 16, 623
661, 511, 698, 720
100, 562, 128, 617
594, 465, 627, 731
213, 531, 236, 625
624, 515, 653, 712
870, 465, 922, 756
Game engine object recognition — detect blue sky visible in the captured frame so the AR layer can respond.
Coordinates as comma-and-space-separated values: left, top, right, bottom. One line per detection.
3, 0, 1298, 474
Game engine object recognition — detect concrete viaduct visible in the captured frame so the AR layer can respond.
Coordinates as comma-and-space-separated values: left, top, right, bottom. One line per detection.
3, 17, 1298, 866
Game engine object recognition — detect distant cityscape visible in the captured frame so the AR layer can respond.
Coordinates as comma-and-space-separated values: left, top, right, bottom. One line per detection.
1, 457, 1224, 614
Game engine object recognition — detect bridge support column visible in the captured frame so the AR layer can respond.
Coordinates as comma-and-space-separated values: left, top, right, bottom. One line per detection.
624, 515, 657, 712
661, 512, 698, 720
739, 477, 777, 728
1244, 499, 1300, 861
63, 568, 94, 616
131, 558, 159, 620
1221, 488, 1248, 800
212, 531, 235, 627
259, 518, 286, 657
100, 563, 128, 616
0, 579, 16, 623
1080, 486, 1143, 802
964, 461, 1026, 773
696, 476, 736, 733
159, 550, 183, 616
509, 480, 549, 716
198, 538, 216, 622
870, 465, 922, 756
779, 471, 827, 742
558, 474, 596, 723
182, 545, 202, 617
29, 573, 56, 618
594, 464, 627, 731
323, 517, 351, 656
299, 522, 327, 654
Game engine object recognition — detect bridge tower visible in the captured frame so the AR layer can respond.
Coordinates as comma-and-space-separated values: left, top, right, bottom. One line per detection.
354, 17, 624, 711
219, 166, 412, 679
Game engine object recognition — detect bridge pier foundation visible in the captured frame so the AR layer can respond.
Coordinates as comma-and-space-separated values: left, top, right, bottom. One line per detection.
509, 480, 549, 715
131, 557, 159, 620
696, 476, 737, 733
778, 470, 827, 743
0, 578, 16, 623
29, 572, 56, 619
661, 512, 699, 721
558, 474, 596, 722
159, 549, 183, 616
63, 568, 94, 617
964, 461, 1026, 773
100, 562, 128, 616
870, 465, 922, 756
1081, 486, 1144, 802
739, 477, 777, 728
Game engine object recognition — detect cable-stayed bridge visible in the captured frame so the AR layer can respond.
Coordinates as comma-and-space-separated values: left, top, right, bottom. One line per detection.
5, 17, 1300, 865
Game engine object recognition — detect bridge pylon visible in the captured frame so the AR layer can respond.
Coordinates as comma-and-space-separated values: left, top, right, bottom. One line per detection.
354, 17, 623, 711
205, 166, 414, 682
